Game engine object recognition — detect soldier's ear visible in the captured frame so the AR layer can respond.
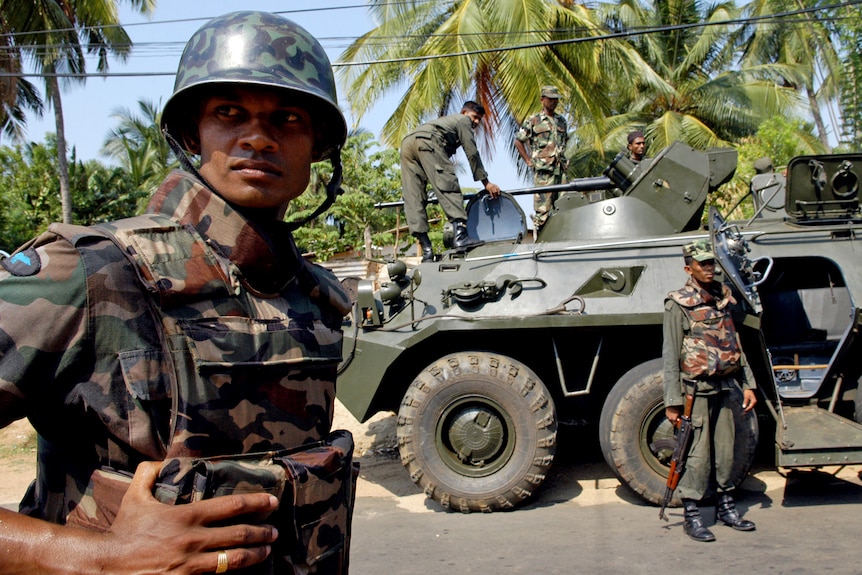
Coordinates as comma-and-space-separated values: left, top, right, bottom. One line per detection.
183, 129, 201, 155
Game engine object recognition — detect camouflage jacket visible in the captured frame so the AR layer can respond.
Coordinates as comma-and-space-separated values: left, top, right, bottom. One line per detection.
662, 279, 755, 407
515, 112, 568, 174
0, 170, 351, 524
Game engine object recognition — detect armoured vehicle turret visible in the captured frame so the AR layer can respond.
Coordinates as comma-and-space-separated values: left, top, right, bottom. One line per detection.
336, 142, 862, 512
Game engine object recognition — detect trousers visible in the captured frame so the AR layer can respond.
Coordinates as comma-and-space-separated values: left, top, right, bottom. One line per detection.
677, 387, 736, 501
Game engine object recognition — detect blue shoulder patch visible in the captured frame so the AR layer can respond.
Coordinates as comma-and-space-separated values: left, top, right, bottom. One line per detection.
1, 248, 42, 277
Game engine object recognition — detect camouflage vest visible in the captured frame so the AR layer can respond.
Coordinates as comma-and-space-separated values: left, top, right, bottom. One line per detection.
667, 282, 741, 379
52, 206, 354, 572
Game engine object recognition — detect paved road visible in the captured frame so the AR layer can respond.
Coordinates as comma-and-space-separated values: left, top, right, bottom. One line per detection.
348, 448, 862, 575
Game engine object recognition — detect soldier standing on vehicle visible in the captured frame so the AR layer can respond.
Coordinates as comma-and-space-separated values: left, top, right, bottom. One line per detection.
662, 239, 758, 542
400, 101, 501, 262
514, 85, 569, 231
0, 11, 355, 573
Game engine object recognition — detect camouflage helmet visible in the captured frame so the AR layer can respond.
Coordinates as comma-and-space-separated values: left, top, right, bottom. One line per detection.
161, 11, 347, 162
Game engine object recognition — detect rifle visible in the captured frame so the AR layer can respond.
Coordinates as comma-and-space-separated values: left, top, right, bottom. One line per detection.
659, 388, 695, 521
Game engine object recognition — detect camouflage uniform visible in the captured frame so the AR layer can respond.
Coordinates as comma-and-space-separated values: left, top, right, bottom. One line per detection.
662, 277, 756, 501
0, 170, 352, 572
515, 111, 568, 228
400, 113, 489, 234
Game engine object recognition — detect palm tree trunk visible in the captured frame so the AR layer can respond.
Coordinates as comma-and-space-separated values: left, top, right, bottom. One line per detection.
48, 69, 73, 224
807, 84, 832, 152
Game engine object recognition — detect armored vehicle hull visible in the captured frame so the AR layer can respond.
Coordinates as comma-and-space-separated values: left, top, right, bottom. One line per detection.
337, 143, 862, 512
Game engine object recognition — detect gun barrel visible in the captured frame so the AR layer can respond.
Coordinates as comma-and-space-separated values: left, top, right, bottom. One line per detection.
374, 176, 615, 208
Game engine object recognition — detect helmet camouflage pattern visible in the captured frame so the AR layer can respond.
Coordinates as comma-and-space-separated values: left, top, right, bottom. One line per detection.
161, 11, 347, 161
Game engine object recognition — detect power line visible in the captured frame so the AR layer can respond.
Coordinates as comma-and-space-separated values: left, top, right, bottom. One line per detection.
0, 1, 430, 40
1, 0, 859, 79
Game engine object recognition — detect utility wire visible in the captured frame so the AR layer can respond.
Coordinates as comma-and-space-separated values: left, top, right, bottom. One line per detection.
0, 1, 431, 39
1, 0, 860, 78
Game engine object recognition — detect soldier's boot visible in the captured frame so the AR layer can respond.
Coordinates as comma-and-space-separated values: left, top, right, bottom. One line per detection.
716, 492, 755, 531
452, 220, 484, 250
414, 232, 435, 262
683, 499, 716, 542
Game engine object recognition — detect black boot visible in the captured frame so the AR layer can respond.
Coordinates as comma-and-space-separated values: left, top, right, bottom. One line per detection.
452, 220, 484, 250
683, 499, 716, 542
414, 232, 434, 262
717, 492, 755, 531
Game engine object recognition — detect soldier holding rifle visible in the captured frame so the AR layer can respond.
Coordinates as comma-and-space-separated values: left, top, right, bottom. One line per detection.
662, 239, 758, 542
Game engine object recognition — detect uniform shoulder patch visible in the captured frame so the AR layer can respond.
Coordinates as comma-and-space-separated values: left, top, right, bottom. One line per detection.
1, 248, 42, 276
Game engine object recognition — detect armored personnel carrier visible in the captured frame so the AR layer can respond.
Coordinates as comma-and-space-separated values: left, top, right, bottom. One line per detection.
336, 142, 862, 512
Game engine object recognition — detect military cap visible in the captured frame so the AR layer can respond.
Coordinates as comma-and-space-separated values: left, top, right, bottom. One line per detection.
541, 86, 561, 98
682, 239, 715, 262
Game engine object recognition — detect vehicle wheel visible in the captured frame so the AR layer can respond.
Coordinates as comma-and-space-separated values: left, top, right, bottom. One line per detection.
397, 352, 556, 512
598, 358, 759, 506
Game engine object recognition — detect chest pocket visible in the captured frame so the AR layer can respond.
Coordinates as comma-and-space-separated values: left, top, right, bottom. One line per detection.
680, 305, 741, 379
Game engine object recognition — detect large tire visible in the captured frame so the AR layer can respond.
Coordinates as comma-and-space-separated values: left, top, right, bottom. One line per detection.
599, 358, 758, 506
397, 352, 556, 512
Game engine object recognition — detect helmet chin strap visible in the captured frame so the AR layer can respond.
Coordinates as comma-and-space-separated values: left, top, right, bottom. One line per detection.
163, 129, 343, 230
163, 129, 217, 192
286, 148, 344, 231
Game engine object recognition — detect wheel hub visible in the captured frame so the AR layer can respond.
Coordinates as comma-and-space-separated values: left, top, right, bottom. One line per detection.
447, 407, 505, 464
435, 394, 516, 477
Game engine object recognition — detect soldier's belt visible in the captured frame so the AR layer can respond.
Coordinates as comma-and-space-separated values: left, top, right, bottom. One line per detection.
67, 430, 359, 574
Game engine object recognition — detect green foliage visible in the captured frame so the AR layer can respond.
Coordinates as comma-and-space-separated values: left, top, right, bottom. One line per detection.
0, 136, 146, 252
709, 116, 825, 219
288, 131, 404, 260
102, 99, 177, 202
837, 4, 862, 151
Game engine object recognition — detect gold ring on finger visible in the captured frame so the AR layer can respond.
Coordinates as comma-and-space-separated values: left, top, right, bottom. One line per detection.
216, 550, 229, 574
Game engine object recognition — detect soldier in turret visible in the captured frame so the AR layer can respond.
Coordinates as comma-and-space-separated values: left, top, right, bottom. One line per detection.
0, 11, 354, 574
515, 85, 569, 231
662, 239, 758, 542
626, 130, 647, 164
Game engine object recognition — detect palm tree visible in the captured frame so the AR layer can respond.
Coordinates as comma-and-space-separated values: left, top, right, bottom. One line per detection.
12, 0, 155, 223
575, 0, 801, 174
102, 98, 175, 200
339, 0, 659, 162
733, 0, 845, 151
0, 3, 45, 141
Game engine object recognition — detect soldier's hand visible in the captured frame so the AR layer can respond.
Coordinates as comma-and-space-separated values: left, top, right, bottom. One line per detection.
485, 182, 501, 198
665, 405, 682, 423
105, 461, 279, 574
742, 389, 757, 412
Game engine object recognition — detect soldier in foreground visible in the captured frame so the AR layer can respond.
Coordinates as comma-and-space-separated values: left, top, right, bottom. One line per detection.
514, 85, 569, 231
662, 240, 758, 542
400, 101, 501, 261
0, 11, 354, 574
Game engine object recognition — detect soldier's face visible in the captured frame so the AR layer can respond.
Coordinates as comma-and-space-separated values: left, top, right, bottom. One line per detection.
685, 258, 715, 286
628, 138, 646, 159
542, 96, 559, 112
194, 85, 316, 218
463, 110, 483, 129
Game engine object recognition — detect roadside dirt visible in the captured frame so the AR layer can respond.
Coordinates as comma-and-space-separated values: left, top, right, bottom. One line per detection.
0, 400, 400, 507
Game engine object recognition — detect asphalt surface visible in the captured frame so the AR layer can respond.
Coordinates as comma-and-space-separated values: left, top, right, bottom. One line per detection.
348, 448, 862, 575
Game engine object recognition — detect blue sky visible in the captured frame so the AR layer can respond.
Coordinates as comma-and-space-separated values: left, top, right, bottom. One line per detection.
21, 1, 530, 206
